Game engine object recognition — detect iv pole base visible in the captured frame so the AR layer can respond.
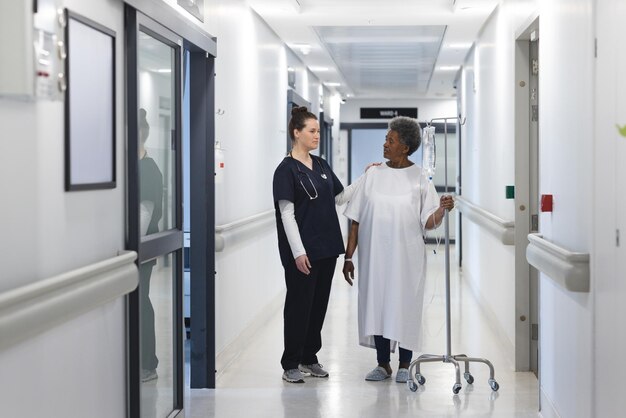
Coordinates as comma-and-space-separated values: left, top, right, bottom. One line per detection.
406, 353, 499, 394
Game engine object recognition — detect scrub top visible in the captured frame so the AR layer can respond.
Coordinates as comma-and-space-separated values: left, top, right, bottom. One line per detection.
273, 155, 345, 267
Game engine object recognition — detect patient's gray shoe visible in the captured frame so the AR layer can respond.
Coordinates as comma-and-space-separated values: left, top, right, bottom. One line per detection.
365, 366, 390, 381
395, 368, 409, 383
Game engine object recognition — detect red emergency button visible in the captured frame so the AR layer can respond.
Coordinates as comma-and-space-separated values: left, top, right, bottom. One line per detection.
541, 194, 553, 212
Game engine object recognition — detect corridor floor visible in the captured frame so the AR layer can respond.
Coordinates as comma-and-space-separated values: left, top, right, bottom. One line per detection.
184, 246, 540, 417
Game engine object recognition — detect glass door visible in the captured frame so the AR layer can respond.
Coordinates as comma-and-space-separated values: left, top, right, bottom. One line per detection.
126, 7, 184, 418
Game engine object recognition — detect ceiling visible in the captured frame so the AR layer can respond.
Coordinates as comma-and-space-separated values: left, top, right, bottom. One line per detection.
247, 0, 499, 100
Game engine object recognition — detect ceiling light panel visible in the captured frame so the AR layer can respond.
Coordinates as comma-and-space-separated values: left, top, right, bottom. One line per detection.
315, 25, 446, 97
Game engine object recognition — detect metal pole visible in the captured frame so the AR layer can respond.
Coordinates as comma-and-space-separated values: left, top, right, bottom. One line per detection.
444, 120, 449, 193
445, 207, 451, 357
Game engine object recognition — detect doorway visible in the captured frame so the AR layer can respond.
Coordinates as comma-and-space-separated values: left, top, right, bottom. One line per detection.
319, 111, 333, 166
286, 90, 311, 153
126, 3, 216, 417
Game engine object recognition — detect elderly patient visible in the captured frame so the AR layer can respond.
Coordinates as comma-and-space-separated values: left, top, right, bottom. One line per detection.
342, 116, 455, 383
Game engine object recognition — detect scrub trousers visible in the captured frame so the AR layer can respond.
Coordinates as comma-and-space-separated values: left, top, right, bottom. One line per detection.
281, 256, 337, 371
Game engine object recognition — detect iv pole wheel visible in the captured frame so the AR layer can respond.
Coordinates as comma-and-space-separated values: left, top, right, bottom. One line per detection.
488, 378, 500, 392
407, 380, 418, 392
452, 383, 462, 394
415, 374, 426, 385
464, 372, 474, 384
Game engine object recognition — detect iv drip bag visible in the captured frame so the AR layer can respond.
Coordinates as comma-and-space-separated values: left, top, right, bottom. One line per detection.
422, 126, 436, 180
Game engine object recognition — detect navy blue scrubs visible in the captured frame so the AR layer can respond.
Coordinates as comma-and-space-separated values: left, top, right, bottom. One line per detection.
273, 155, 345, 370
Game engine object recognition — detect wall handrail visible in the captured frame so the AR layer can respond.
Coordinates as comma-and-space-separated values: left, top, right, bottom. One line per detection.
0, 251, 139, 351
215, 210, 275, 252
215, 209, 275, 233
455, 195, 515, 245
526, 233, 590, 292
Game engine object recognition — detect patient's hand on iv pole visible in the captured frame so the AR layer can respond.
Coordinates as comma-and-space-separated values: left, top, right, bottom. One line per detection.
295, 254, 312, 275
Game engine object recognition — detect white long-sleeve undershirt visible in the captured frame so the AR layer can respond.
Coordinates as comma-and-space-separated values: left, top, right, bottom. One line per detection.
278, 175, 364, 259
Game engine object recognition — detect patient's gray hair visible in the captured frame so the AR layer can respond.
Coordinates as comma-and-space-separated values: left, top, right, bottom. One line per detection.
388, 116, 421, 155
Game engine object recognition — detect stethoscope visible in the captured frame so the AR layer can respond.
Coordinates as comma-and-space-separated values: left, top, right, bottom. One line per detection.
290, 153, 328, 200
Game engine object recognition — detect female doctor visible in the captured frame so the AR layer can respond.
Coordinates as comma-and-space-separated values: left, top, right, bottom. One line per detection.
273, 106, 363, 383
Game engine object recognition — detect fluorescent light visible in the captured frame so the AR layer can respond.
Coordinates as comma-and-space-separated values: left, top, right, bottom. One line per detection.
155, 68, 172, 73
446, 43, 472, 49
291, 43, 311, 55
309, 66, 329, 72
438, 66, 460, 71
324, 82, 341, 87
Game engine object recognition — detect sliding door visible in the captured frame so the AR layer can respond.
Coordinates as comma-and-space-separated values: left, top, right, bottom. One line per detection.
126, 7, 184, 417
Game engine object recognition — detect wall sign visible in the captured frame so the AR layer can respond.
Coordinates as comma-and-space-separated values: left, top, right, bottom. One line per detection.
64, 10, 116, 191
360, 107, 418, 119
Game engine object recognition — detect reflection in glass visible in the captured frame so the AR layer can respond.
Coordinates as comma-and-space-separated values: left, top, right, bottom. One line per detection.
140, 253, 175, 418
138, 31, 176, 234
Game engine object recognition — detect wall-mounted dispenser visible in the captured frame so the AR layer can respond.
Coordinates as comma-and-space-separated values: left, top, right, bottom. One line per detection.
0, 0, 65, 100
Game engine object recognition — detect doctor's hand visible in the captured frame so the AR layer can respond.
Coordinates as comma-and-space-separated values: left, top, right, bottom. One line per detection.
295, 254, 312, 275
342, 260, 355, 286
365, 162, 382, 172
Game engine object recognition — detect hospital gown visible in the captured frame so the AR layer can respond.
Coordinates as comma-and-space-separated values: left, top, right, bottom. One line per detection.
344, 163, 440, 352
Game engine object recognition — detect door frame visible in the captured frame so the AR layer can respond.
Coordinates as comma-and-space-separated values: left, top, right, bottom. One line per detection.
514, 14, 540, 374
187, 45, 216, 389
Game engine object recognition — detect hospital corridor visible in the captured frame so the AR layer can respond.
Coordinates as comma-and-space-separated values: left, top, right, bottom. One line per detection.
1, 1, 625, 418
183, 246, 539, 418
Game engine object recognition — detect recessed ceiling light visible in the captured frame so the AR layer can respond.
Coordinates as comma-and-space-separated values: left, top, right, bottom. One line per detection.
324, 82, 341, 87
439, 66, 460, 71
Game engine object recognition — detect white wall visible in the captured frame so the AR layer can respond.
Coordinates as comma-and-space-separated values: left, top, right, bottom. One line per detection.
0, 1, 127, 416
536, 1, 594, 417
593, 1, 625, 417
460, 1, 594, 417
458, 3, 523, 368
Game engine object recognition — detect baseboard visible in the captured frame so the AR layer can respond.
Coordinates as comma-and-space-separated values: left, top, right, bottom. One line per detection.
215, 290, 285, 379
539, 387, 561, 418
461, 268, 516, 369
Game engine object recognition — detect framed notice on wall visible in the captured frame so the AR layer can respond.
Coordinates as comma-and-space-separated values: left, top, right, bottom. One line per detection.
360, 107, 418, 119
178, 0, 204, 22
64, 10, 116, 191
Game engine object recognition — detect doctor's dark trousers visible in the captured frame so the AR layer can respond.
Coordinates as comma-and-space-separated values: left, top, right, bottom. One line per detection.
281, 256, 337, 370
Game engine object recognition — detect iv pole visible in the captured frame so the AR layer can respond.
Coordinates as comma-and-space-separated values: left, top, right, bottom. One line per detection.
406, 116, 499, 394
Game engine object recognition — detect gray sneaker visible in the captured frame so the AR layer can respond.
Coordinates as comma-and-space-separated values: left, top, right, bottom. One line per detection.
282, 368, 305, 383
299, 363, 329, 378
